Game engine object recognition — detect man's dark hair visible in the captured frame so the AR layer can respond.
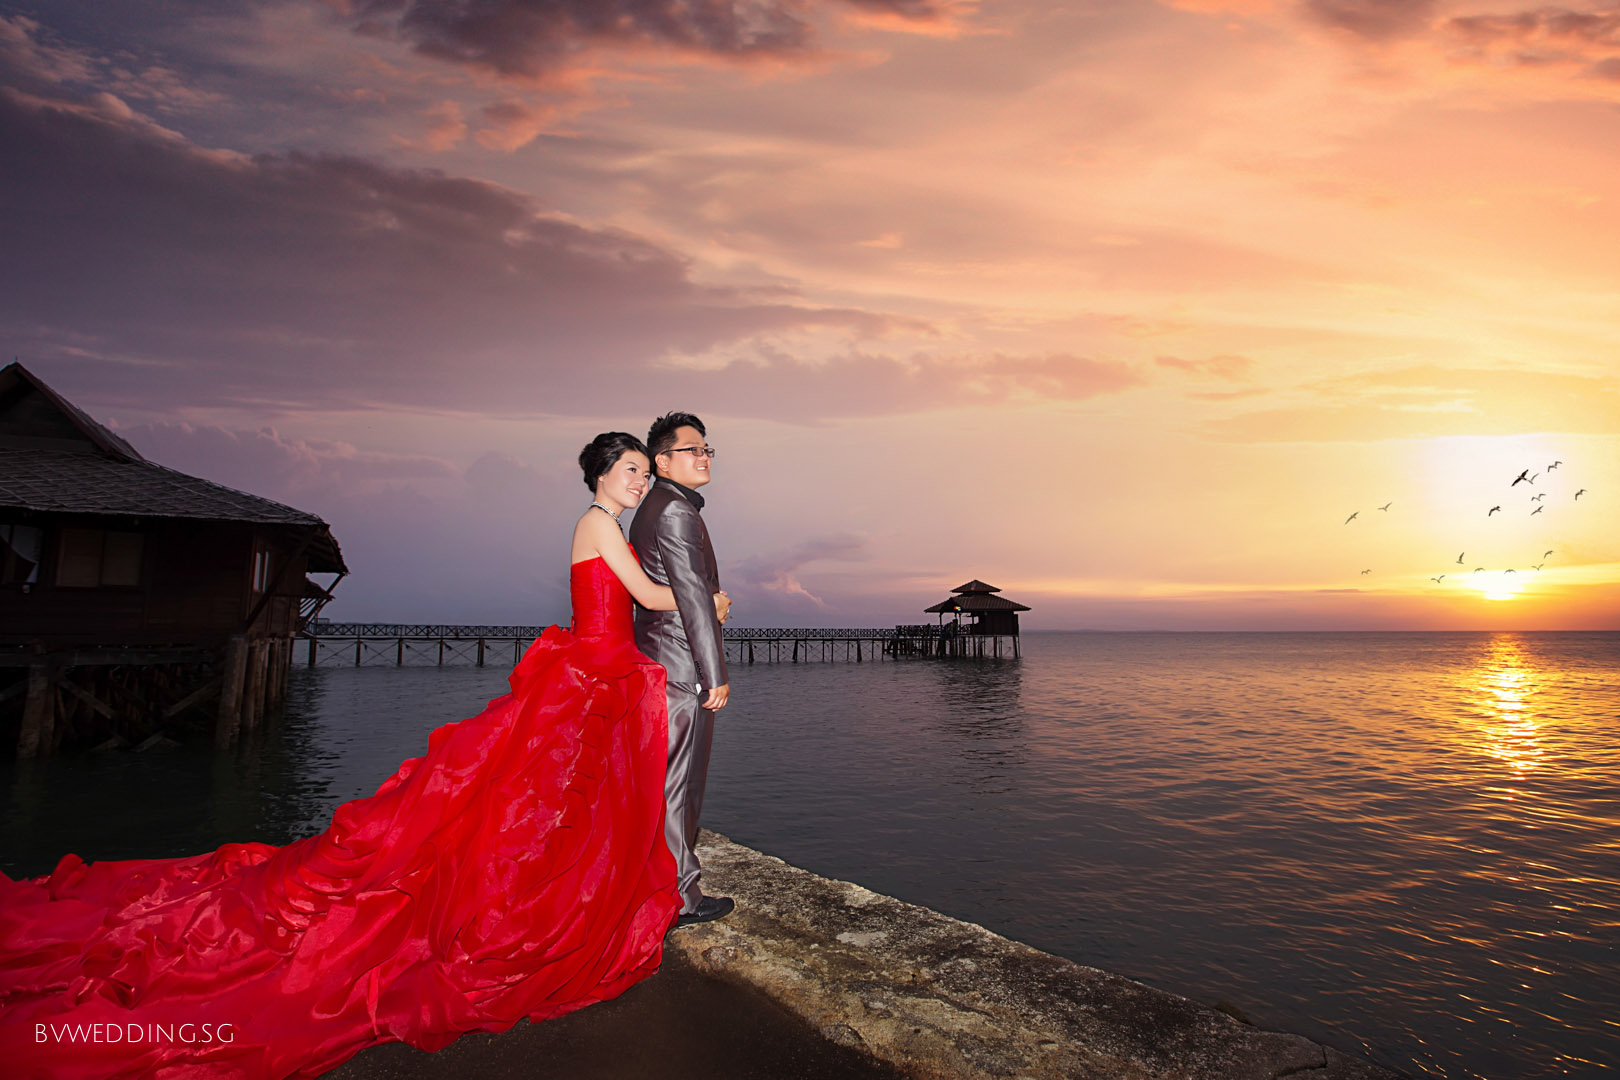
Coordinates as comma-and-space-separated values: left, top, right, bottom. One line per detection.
646, 412, 706, 472
578, 431, 649, 492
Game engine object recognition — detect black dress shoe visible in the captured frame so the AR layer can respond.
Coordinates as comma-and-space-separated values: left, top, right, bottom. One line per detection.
674, 895, 735, 927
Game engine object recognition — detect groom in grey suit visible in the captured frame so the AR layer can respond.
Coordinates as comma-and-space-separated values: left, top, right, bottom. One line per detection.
630, 412, 734, 926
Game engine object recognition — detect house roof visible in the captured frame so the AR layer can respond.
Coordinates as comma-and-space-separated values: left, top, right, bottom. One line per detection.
0, 362, 346, 573
0, 361, 143, 461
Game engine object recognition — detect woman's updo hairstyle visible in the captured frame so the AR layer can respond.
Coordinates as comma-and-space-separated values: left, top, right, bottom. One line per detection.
579, 432, 650, 492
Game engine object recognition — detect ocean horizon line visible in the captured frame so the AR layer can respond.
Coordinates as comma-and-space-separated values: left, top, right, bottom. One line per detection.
310, 623, 1620, 635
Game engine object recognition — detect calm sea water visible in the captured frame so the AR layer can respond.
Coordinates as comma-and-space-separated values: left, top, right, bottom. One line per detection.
3, 631, 1617, 1079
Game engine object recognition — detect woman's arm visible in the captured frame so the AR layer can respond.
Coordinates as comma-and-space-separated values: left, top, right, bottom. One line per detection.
576, 511, 677, 610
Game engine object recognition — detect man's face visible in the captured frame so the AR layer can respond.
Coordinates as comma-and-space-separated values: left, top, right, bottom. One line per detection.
657, 425, 713, 489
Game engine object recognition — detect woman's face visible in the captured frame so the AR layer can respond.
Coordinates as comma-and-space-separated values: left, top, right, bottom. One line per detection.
597, 450, 653, 508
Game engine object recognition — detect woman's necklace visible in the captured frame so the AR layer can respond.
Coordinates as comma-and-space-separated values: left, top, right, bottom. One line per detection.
590, 502, 623, 531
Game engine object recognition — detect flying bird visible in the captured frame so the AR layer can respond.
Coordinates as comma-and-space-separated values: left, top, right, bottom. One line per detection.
1544, 550, 1554, 558
1430, 575, 1445, 583
1531, 493, 1545, 502
1345, 512, 1358, 524
1529, 472, 1539, 484
1532, 563, 1544, 571
1549, 461, 1562, 470
1488, 506, 1501, 515
1505, 569, 1516, 574
1361, 569, 1371, 575
1379, 502, 1392, 511
1512, 469, 1530, 486
1531, 506, 1543, 515
1473, 567, 1485, 573
1576, 489, 1586, 499
1456, 552, 1465, 564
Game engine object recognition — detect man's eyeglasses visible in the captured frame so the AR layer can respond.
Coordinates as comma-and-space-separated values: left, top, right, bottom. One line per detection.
665, 446, 716, 459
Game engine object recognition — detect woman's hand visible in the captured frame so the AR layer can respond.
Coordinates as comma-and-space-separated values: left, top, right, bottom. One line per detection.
714, 590, 732, 625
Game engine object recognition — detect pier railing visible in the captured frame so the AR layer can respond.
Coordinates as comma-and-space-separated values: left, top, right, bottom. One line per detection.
303, 623, 548, 667
301, 622, 1015, 667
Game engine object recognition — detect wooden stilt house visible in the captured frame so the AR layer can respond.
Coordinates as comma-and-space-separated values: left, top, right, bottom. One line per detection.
0, 362, 346, 756
923, 579, 1030, 658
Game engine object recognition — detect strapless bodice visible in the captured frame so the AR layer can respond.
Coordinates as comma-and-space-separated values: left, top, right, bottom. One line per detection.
570, 554, 633, 640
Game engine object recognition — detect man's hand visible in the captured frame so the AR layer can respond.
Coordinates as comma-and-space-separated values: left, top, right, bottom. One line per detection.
713, 590, 732, 625
703, 683, 730, 711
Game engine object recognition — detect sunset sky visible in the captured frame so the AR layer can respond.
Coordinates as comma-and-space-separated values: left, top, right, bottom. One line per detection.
3, 0, 1617, 629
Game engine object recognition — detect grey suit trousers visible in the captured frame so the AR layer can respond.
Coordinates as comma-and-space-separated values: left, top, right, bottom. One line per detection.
663, 681, 713, 910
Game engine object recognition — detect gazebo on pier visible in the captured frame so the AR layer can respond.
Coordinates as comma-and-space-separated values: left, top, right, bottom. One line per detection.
923, 579, 1030, 659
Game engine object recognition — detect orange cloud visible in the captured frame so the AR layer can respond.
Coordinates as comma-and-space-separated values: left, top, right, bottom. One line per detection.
1159, 0, 1277, 14
397, 99, 466, 151
474, 98, 555, 151
1441, 5, 1620, 84
1156, 354, 1254, 380
1205, 367, 1620, 441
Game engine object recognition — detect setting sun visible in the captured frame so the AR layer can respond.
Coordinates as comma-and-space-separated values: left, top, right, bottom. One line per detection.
1478, 573, 1525, 602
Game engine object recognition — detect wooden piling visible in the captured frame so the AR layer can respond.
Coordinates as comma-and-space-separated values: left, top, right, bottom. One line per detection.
242, 639, 267, 731
265, 639, 280, 713
16, 663, 54, 759
266, 638, 282, 714
215, 636, 249, 748
268, 637, 287, 708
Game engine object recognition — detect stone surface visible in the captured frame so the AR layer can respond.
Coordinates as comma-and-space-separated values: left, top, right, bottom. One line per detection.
667, 831, 1406, 1080
326, 947, 909, 1080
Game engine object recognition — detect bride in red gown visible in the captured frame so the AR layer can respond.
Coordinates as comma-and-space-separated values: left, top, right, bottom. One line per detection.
0, 432, 718, 1079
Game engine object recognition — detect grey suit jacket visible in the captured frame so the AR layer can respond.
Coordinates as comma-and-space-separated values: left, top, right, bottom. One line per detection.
630, 479, 729, 693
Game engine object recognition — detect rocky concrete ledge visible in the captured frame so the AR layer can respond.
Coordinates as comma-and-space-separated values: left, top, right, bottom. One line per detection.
667, 831, 1402, 1080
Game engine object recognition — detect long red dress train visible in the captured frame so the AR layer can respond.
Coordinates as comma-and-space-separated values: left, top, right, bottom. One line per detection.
0, 555, 681, 1079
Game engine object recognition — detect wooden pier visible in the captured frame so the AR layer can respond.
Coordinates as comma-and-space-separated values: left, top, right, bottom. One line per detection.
305, 624, 550, 667
725, 628, 893, 665
723, 625, 1019, 662
303, 622, 1018, 666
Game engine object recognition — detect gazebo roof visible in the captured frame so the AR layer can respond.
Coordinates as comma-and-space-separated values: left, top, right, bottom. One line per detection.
924, 593, 1031, 614
951, 579, 1001, 594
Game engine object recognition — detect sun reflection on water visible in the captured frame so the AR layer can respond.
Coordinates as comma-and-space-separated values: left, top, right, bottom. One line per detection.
1468, 634, 1544, 774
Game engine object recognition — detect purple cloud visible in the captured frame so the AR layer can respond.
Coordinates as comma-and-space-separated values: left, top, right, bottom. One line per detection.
0, 77, 912, 418
1, 61, 1146, 424
1441, 7, 1620, 81
1304, 0, 1439, 40
337, 0, 947, 78
1446, 7, 1620, 48
113, 420, 460, 510
730, 533, 869, 616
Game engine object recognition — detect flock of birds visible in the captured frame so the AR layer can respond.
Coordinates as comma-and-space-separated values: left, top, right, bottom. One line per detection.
1343, 460, 1589, 586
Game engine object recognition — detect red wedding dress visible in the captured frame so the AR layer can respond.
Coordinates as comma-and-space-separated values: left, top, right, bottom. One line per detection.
0, 555, 681, 1079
